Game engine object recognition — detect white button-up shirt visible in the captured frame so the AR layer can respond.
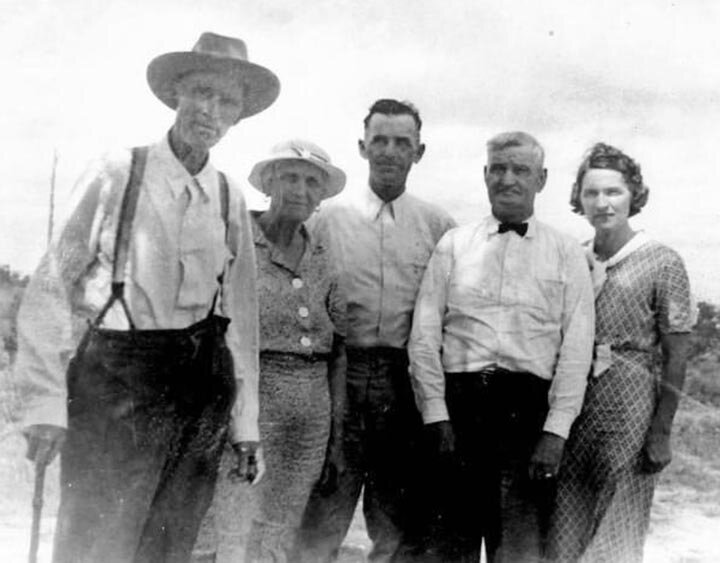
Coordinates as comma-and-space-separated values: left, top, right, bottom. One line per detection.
408, 215, 595, 438
15, 135, 260, 441
313, 187, 456, 349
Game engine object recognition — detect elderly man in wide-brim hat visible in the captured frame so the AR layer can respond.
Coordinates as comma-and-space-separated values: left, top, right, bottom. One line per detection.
15, 32, 279, 563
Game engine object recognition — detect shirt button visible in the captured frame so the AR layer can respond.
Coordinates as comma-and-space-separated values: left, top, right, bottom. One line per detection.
292, 278, 304, 289
298, 306, 309, 318
300, 336, 312, 347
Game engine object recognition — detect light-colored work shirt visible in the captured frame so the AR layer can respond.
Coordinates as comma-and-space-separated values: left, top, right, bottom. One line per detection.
252, 212, 346, 356
15, 135, 260, 441
314, 186, 456, 349
409, 215, 595, 438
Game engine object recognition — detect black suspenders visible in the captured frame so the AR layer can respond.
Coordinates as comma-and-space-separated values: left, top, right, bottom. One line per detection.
93, 147, 231, 329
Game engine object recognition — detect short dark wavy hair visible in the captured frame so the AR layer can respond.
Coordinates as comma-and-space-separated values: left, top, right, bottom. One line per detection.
363, 98, 422, 133
569, 142, 650, 217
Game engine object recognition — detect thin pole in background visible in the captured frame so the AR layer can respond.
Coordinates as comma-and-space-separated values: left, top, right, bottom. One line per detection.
28, 461, 47, 563
47, 150, 58, 246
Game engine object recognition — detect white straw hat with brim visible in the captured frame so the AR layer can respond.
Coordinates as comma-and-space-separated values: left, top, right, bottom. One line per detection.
249, 139, 347, 200
147, 32, 280, 120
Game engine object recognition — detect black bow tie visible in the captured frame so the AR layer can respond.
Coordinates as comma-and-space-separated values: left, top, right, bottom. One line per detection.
498, 222, 528, 237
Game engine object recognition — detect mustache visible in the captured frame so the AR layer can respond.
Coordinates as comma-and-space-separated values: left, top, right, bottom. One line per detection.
493, 186, 522, 194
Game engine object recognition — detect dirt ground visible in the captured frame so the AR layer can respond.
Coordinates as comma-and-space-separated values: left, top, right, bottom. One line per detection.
1, 399, 718, 562
0, 456, 718, 561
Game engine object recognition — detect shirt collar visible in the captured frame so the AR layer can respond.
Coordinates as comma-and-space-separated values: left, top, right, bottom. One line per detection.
484, 214, 537, 239
251, 211, 313, 273
157, 133, 216, 202
362, 186, 407, 222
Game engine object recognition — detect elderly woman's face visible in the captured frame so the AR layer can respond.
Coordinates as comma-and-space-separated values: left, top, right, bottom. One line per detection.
266, 160, 328, 222
580, 168, 632, 232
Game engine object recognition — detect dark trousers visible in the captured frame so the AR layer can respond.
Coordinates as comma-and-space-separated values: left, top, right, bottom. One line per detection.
296, 347, 422, 563
53, 316, 236, 563
425, 370, 553, 563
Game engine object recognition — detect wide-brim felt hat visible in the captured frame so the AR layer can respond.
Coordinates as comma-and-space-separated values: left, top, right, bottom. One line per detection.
147, 32, 280, 120
249, 139, 346, 200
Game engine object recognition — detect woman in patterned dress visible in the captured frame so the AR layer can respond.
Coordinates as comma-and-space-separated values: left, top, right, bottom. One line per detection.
197, 139, 347, 563
549, 143, 694, 562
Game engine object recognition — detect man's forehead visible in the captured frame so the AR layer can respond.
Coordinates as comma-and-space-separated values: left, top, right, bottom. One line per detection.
488, 145, 540, 165
365, 113, 419, 138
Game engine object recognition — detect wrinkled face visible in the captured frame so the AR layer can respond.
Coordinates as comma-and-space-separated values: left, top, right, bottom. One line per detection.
484, 145, 547, 223
173, 71, 244, 151
579, 168, 633, 232
359, 113, 424, 197
266, 160, 328, 223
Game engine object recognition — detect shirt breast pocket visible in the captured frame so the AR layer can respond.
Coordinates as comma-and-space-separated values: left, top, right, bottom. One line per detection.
530, 277, 564, 322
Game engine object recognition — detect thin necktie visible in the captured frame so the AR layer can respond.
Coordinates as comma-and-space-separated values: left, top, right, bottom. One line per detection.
498, 222, 528, 237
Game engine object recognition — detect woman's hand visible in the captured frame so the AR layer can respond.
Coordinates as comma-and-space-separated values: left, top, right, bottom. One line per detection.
318, 433, 346, 494
641, 431, 672, 474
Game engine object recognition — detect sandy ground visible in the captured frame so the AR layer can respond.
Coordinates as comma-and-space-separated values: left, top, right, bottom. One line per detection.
2, 400, 719, 563
1, 501, 719, 562
0, 459, 718, 562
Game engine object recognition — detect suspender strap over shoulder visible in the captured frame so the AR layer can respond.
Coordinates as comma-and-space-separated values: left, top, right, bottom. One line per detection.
94, 146, 149, 329
211, 171, 230, 314
218, 171, 229, 237
94, 148, 230, 328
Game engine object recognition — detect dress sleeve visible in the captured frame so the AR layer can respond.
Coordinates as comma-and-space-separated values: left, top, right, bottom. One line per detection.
656, 248, 695, 334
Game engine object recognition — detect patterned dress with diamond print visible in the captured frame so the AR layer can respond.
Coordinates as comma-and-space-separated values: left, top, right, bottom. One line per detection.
550, 240, 693, 563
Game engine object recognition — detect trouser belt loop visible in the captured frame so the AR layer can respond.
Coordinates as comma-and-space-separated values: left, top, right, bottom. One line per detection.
477, 364, 502, 387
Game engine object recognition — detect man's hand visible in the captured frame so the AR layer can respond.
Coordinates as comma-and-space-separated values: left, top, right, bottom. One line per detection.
424, 420, 456, 457
641, 430, 672, 474
529, 431, 565, 481
23, 424, 66, 467
229, 441, 264, 485
318, 436, 346, 495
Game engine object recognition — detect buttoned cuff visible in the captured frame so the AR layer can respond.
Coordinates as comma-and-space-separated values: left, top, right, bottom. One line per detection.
542, 409, 576, 439
22, 396, 68, 429
420, 398, 450, 425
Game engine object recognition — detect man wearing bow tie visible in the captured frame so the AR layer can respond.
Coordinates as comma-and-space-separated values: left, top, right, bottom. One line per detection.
408, 131, 595, 562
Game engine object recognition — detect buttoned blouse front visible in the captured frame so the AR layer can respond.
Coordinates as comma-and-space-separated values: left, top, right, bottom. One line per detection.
252, 212, 346, 356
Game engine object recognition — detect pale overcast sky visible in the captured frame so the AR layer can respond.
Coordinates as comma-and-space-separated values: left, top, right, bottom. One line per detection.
1, 0, 719, 300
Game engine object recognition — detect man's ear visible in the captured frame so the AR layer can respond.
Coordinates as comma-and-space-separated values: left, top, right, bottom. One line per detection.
414, 143, 426, 163
538, 168, 548, 192
358, 139, 368, 160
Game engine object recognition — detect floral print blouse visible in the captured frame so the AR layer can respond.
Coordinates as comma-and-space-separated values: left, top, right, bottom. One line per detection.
252, 211, 346, 357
